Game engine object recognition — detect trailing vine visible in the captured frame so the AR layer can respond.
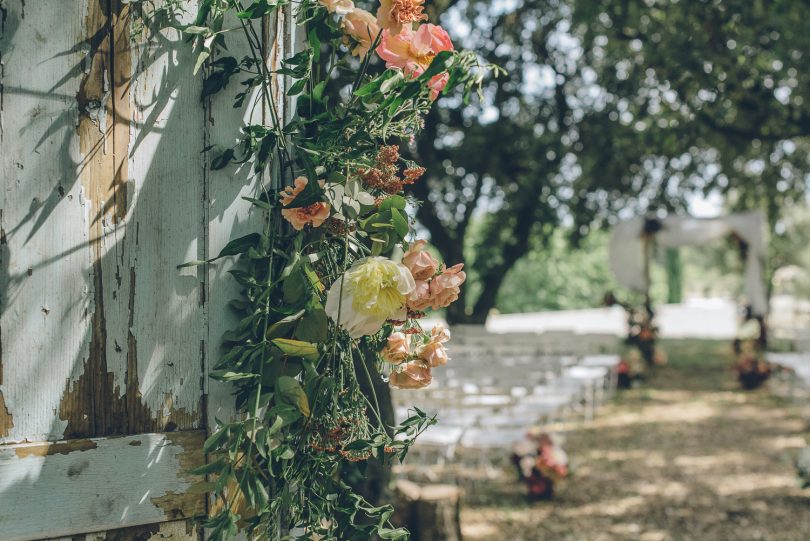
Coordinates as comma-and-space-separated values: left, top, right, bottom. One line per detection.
154, 0, 501, 538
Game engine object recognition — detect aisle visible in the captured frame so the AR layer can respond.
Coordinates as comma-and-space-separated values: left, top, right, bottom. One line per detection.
461, 340, 810, 541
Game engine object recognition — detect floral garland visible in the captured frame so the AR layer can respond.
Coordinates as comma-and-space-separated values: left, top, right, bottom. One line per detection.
166, 0, 501, 539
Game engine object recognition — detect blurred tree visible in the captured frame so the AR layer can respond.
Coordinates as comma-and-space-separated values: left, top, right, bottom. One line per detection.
412, 0, 808, 322
571, 0, 810, 232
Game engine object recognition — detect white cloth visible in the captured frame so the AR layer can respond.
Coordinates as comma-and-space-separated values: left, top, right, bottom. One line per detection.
609, 211, 768, 315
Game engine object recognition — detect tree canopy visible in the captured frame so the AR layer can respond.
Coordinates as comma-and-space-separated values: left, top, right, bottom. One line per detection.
413, 0, 810, 322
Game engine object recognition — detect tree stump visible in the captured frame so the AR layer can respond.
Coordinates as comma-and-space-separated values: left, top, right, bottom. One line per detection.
394, 480, 463, 541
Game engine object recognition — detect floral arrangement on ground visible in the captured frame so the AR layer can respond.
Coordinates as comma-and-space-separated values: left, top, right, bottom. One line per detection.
157, 0, 501, 539
511, 430, 569, 501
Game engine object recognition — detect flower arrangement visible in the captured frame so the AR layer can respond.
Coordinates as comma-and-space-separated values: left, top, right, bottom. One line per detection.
511, 431, 569, 501
734, 352, 772, 390
162, 0, 501, 538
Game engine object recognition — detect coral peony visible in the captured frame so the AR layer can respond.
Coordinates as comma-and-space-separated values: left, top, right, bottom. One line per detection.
280, 176, 330, 230
402, 240, 439, 280
342, 8, 381, 57
427, 263, 466, 309
281, 203, 330, 231
376, 0, 427, 35
325, 257, 415, 338
319, 0, 354, 15
279, 175, 309, 206
376, 24, 453, 78
389, 360, 432, 389
381, 331, 410, 364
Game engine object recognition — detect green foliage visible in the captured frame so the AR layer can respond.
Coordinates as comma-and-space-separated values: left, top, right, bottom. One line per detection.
154, 0, 498, 538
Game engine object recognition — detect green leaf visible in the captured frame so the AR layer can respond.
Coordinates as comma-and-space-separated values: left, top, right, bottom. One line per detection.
379, 195, 407, 211
203, 429, 229, 453
189, 458, 226, 475
215, 233, 260, 260
266, 308, 305, 339
294, 304, 328, 343
378, 528, 410, 540
287, 78, 307, 96
272, 338, 320, 361
419, 50, 455, 80
237, 0, 278, 19
276, 376, 310, 417
282, 269, 307, 304
210, 370, 258, 382
176, 259, 207, 269
391, 208, 410, 238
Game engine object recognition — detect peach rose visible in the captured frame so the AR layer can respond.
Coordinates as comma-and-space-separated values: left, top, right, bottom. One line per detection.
342, 8, 380, 57
389, 360, 432, 389
430, 323, 451, 343
319, 0, 354, 15
381, 331, 410, 364
419, 340, 448, 367
377, 0, 427, 35
428, 263, 466, 309
376, 24, 453, 78
279, 175, 309, 206
427, 72, 449, 100
402, 240, 439, 280
281, 203, 331, 231
407, 279, 431, 311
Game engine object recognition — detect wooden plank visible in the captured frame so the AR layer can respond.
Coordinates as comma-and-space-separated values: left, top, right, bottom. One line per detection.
50, 518, 200, 541
0, 0, 206, 444
0, 0, 96, 443
102, 0, 207, 434
0, 431, 206, 541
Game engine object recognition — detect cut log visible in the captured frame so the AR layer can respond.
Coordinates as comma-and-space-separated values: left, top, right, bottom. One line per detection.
393, 481, 463, 541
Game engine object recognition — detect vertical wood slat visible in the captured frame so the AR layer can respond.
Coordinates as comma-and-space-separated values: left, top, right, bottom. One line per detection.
0, 0, 206, 445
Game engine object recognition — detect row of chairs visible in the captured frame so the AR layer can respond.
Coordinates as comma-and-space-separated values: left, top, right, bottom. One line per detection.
392, 328, 621, 468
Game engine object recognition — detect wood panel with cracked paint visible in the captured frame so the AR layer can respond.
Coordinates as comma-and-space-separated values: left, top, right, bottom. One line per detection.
0, 0, 294, 538
0, 0, 205, 444
0, 431, 206, 540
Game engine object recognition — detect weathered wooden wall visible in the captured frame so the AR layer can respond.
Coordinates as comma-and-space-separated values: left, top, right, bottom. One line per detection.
0, 1, 291, 539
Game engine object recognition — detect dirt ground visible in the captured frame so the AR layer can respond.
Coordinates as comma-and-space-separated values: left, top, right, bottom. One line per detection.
460, 340, 810, 541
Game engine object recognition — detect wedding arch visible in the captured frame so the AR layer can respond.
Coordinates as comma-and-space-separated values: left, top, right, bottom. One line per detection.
608, 210, 769, 316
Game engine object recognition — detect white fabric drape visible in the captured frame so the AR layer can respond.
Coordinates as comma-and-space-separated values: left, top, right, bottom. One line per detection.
608, 211, 768, 315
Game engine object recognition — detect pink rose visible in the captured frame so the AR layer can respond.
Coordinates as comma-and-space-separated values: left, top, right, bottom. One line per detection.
342, 8, 380, 57
381, 332, 410, 364
402, 240, 439, 280
281, 203, 331, 231
427, 72, 449, 100
377, 24, 454, 78
428, 263, 466, 309
377, 0, 427, 35
407, 279, 432, 311
319, 0, 354, 15
389, 360, 432, 389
